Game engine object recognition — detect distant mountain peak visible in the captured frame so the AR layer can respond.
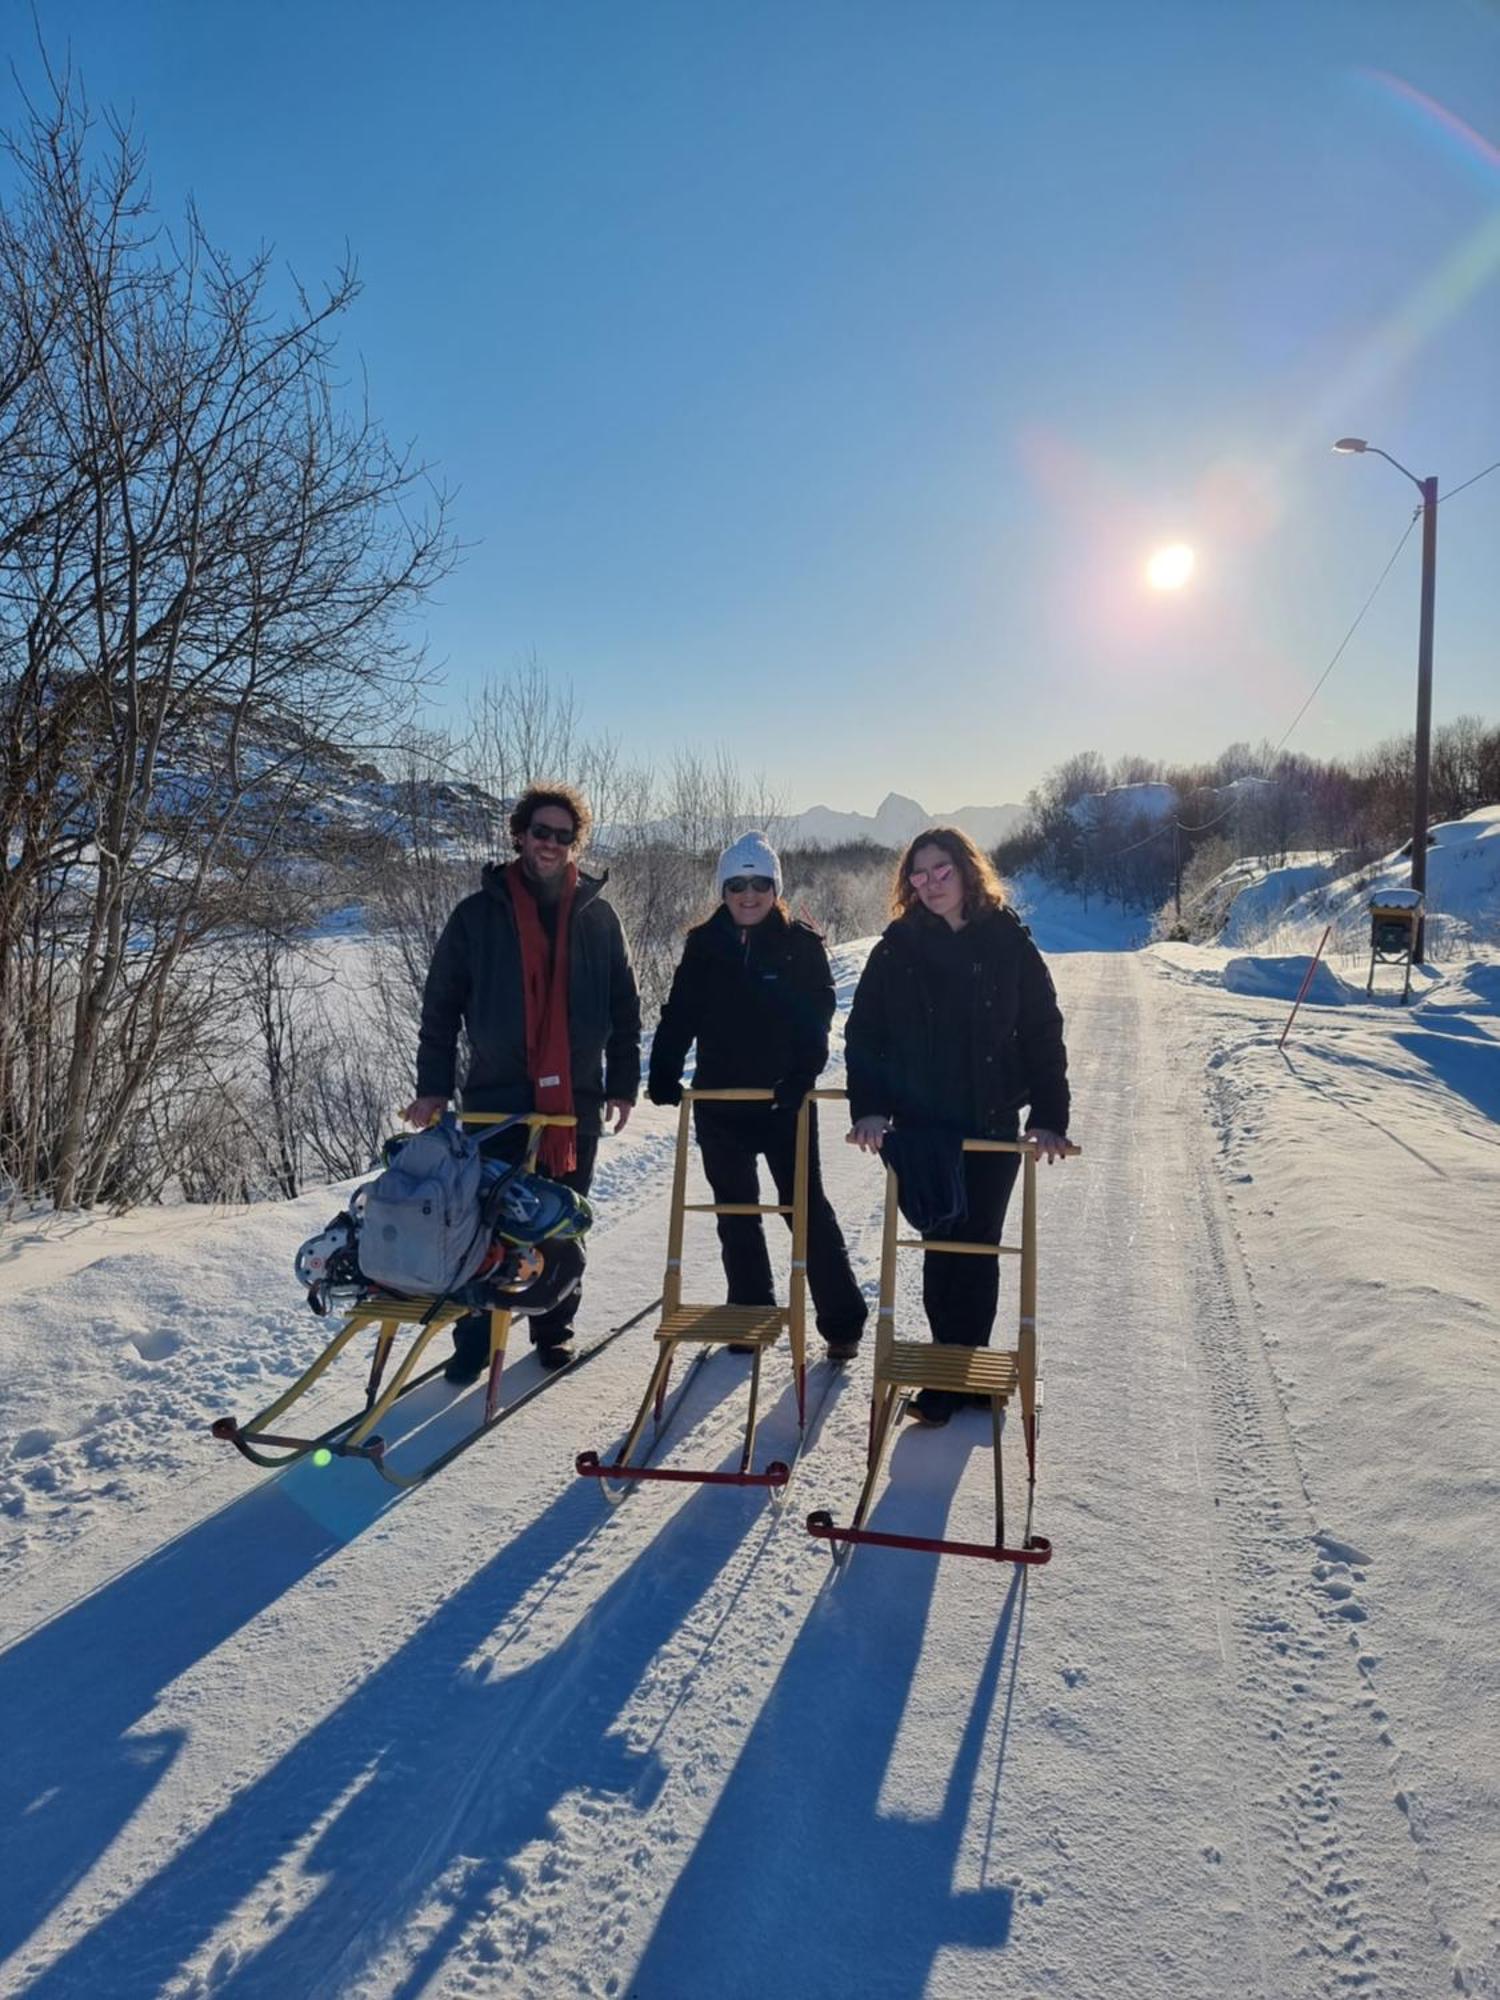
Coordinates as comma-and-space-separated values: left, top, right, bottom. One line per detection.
785, 794, 1023, 851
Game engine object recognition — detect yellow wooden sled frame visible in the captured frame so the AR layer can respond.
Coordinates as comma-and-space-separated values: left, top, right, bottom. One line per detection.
808, 1134, 1079, 1562
212, 1112, 577, 1489
576, 1086, 827, 1493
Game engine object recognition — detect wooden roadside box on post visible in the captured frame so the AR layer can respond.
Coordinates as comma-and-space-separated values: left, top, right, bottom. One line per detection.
1367, 890, 1423, 1003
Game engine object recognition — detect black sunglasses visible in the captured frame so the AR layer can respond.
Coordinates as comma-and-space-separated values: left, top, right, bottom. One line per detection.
724, 875, 774, 895
526, 822, 576, 846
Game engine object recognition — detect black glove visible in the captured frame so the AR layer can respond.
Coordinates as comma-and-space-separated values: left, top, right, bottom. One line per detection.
772, 1075, 814, 1113
647, 1076, 683, 1108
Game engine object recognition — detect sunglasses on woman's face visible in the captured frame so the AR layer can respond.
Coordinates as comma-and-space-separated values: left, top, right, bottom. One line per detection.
909, 861, 956, 890
526, 821, 576, 846
724, 875, 774, 895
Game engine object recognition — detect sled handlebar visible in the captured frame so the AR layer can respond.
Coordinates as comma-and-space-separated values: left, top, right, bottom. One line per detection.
456, 1111, 578, 1129
681, 1088, 775, 1102
951, 1136, 1081, 1157
678, 1087, 851, 1105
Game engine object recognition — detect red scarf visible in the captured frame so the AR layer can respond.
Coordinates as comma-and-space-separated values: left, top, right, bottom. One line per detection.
508, 859, 578, 1175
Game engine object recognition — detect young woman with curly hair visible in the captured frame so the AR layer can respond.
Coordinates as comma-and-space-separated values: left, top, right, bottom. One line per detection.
843, 826, 1071, 1425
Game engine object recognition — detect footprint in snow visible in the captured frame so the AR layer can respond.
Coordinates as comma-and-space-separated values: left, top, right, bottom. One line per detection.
1313, 1528, 1371, 1569
130, 1327, 182, 1362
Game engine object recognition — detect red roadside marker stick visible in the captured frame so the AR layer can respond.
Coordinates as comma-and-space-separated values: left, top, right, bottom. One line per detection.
1277, 924, 1333, 1052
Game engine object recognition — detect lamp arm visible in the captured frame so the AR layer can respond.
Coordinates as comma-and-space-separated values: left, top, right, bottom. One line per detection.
1364, 445, 1425, 494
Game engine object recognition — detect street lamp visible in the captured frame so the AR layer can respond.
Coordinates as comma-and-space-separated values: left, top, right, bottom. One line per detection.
1332, 436, 1438, 961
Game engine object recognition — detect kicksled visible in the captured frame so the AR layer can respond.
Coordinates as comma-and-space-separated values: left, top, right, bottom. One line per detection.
805, 1133, 1079, 1567
212, 1098, 1080, 1563
211, 1112, 628, 1491
575, 1087, 838, 1501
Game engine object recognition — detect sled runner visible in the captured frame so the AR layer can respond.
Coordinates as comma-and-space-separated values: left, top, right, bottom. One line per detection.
806, 1134, 1079, 1564
576, 1087, 828, 1497
212, 1112, 593, 1490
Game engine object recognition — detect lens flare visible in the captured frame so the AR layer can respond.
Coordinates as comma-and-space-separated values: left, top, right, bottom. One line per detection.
313, 1447, 333, 1467
1146, 544, 1195, 590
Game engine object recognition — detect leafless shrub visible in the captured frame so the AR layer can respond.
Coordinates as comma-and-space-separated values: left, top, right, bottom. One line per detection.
782, 843, 892, 942
300, 1025, 405, 1183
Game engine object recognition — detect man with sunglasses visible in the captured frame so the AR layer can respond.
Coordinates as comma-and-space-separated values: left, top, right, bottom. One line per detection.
405, 782, 641, 1378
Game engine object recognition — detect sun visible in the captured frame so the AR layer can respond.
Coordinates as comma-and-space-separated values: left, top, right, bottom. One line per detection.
1146, 543, 1195, 590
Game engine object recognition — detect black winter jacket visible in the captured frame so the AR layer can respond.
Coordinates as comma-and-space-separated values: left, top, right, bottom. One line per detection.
845, 905, 1069, 1137
648, 906, 835, 1105
416, 865, 641, 1130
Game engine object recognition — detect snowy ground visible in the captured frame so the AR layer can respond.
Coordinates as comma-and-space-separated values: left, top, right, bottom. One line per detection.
2, 921, 1497, 1999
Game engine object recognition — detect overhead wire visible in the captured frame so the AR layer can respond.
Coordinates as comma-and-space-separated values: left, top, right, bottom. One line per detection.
1079, 793, 1240, 866
1438, 457, 1500, 505
1275, 512, 1419, 752
1046, 450, 1497, 875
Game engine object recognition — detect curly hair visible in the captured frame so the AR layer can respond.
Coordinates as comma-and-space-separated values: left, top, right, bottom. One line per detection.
509, 782, 592, 851
890, 826, 1008, 922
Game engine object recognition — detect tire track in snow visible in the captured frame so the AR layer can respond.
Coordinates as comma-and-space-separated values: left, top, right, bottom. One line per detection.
1140, 956, 1459, 1998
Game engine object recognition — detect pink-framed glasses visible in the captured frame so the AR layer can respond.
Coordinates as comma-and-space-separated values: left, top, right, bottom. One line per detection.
909, 861, 956, 891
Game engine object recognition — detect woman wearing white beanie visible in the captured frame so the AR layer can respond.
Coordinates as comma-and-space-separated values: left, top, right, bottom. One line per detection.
647, 833, 866, 1359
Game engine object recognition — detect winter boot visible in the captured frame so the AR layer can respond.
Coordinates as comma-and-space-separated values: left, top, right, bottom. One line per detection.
905, 1388, 954, 1428
443, 1315, 491, 1387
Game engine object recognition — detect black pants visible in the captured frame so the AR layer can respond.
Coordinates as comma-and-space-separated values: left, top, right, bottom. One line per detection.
456, 1123, 599, 1353
695, 1103, 866, 1343
921, 1147, 1021, 1349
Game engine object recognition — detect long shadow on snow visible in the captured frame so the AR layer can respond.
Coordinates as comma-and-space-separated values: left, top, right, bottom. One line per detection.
1392, 1025, 1500, 1128
0, 1354, 692, 1974
0, 1392, 432, 1966
630, 1419, 1028, 1999
11, 1366, 777, 1998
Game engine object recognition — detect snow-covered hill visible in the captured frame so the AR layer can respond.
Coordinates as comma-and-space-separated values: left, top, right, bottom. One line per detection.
1212, 805, 1500, 955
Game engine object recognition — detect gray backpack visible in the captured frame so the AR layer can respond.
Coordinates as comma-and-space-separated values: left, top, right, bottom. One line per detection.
356, 1114, 489, 1298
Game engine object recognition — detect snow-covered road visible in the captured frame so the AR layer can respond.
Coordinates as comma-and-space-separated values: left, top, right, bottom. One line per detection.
2, 946, 1494, 1999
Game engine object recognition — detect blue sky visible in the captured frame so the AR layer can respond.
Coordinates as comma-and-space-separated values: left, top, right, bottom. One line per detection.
6, 1, 1499, 811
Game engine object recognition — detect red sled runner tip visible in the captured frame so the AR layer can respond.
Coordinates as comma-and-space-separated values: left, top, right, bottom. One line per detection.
577, 1449, 791, 1489
805, 1509, 1052, 1564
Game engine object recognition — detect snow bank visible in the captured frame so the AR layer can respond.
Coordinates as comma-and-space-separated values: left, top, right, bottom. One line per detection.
1219, 856, 1340, 945
1222, 953, 1356, 1004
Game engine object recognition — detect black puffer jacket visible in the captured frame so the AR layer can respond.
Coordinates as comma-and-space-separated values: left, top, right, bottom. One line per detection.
648, 906, 835, 1104
416, 865, 641, 1129
845, 905, 1069, 1137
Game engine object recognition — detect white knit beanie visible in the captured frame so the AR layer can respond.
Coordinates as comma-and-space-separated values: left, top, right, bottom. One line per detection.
716, 830, 782, 895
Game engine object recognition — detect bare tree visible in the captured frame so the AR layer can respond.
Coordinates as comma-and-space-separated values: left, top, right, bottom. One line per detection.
0, 69, 453, 1206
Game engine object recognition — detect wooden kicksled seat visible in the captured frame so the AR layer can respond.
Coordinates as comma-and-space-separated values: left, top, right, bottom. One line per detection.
807, 1133, 1079, 1564
576, 1086, 821, 1493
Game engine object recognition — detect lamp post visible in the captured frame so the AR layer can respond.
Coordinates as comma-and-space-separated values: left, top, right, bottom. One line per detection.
1333, 437, 1437, 961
